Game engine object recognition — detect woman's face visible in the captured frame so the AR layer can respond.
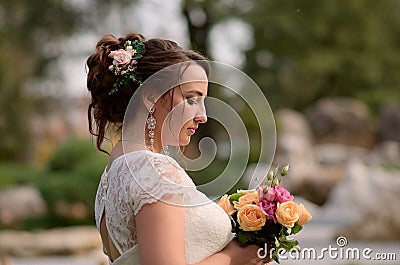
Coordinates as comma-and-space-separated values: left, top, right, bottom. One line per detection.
155, 63, 208, 148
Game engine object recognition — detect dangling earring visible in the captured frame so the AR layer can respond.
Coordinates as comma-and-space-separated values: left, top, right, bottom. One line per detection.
163, 145, 169, 156
147, 107, 156, 152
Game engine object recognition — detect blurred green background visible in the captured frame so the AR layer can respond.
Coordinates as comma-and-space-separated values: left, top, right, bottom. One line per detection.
0, 0, 399, 232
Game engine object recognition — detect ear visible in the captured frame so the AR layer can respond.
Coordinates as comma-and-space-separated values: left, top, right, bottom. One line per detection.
142, 93, 156, 112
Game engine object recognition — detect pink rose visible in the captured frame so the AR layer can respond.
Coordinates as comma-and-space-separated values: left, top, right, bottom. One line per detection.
257, 186, 265, 200
274, 186, 294, 203
258, 199, 277, 223
258, 186, 276, 202
109, 49, 132, 66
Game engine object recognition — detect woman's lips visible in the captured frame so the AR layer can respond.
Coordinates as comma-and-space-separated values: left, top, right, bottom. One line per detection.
187, 128, 196, 135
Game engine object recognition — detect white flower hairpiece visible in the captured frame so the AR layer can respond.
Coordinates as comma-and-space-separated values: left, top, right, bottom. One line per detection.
108, 39, 145, 95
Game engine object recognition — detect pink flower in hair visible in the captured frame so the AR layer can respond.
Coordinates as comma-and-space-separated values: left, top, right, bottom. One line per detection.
109, 49, 132, 67
107, 39, 145, 95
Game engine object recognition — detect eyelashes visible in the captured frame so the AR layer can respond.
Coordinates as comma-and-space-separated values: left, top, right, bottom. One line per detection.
186, 96, 206, 106
186, 97, 198, 105
186, 97, 199, 105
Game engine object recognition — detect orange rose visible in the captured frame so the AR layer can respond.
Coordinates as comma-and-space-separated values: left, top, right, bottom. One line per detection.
276, 201, 301, 228
297, 203, 312, 226
237, 204, 266, 231
217, 195, 236, 216
233, 192, 259, 210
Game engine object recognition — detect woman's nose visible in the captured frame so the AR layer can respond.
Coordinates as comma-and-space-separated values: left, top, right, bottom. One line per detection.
194, 113, 207, 123
194, 103, 207, 123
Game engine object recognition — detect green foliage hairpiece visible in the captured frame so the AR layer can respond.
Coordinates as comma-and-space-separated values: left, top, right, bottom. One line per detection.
108, 39, 145, 95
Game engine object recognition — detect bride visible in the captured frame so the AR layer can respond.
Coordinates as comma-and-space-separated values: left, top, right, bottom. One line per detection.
86, 33, 268, 265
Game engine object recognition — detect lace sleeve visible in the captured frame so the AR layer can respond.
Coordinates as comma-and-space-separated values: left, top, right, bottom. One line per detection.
127, 153, 195, 216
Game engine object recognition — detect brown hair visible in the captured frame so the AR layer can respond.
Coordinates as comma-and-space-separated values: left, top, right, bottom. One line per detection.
86, 33, 209, 154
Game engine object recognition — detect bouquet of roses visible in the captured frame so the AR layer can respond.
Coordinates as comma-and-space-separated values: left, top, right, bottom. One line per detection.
217, 165, 312, 263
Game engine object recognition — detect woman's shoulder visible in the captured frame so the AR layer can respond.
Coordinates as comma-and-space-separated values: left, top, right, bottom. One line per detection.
111, 150, 193, 186
107, 150, 169, 171
123, 150, 183, 171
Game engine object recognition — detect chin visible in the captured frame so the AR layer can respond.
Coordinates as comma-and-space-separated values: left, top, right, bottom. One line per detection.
179, 136, 191, 146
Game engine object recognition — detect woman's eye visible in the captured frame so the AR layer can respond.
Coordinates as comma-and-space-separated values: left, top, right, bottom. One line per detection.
187, 97, 198, 105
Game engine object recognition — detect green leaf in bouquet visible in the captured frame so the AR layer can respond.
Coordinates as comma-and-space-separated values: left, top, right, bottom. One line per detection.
237, 231, 254, 245
229, 193, 244, 202
278, 235, 299, 251
278, 232, 287, 242
291, 223, 303, 234
286, 240, 299, 250
272, 250, 281, 264
285, 226, 292, 235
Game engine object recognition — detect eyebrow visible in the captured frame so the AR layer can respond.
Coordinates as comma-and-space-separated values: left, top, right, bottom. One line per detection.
186, 90, 204, 96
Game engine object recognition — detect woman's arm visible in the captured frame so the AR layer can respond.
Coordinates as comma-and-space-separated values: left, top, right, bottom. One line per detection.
135, 194, 264, 265
193, 240, 264, 265
136, 194, 187, 265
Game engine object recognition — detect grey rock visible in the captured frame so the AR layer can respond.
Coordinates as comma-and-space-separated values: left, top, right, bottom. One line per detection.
320, 159, 400, 240
379, 105, 400, 142
0, 226, 102, 256
313, 143, 369, 166
274, 108, 316, 188
368, 141, 400, 166
0, 185, 47, 228
305, 97, 375, 148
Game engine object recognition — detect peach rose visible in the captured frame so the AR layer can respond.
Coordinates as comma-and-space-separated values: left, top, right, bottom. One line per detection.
276, 201, 301, 228
217, 195, 236, 216
297, 203, 312, 226
233, 192, 259, 210
109, 49, 132, 66
237, 204, 266, 231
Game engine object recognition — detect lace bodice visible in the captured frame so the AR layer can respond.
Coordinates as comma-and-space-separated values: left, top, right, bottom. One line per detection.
94, 150, 233, 264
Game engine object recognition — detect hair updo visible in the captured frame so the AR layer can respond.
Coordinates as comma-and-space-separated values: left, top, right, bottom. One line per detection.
86, 33, 210, 153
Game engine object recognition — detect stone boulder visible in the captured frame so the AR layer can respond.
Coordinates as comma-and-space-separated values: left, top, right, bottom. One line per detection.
313, 143, 369, 166
274, 108, 317, 189
305, 97, 375, 148
0, 226, 102, 256
0, 185, 47, 228
273, 109, 338, 205
379, 105, 400, 142
368, 141, 400, 166
320, 159, 400, 240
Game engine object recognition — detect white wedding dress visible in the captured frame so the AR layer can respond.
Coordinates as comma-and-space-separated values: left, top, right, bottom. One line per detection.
94, 150, 233, 265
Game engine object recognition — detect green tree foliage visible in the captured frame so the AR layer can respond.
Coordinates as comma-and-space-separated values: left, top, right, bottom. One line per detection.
0, 0, 82, 161
0, 0, 135, 162
242, 0, 400, 110
36, 138, 108, 227
183, 0, 400, 111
